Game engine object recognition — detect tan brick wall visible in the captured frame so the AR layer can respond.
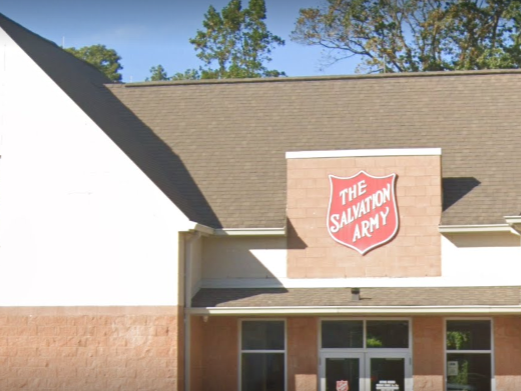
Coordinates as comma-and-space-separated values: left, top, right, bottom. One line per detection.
200, 317, 238, 391
287, 155, 442, 278
190, 316, 203, 391
0, 306, 183, 391
413, 316, 444, 391
287, 317, 318, 391
495, 316, 521, 391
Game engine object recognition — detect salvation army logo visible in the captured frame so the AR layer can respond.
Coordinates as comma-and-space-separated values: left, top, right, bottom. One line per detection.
327, 171, 399, 255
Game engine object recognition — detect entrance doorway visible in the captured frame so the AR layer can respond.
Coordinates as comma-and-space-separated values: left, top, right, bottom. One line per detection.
320, 352, 412, 391
319, 319, 412, 391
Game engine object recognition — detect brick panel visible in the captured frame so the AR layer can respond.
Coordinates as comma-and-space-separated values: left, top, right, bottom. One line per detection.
413, 317, 444, 391
495, 316, 521, 390
190, 316, 203, 391
287, 317, 318, 391
287, 155, 442, 278
201, 317, 238, 391
0, 307, 183, 391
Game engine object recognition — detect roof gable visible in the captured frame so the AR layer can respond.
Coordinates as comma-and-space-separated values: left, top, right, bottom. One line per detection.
0, 13, 208, 225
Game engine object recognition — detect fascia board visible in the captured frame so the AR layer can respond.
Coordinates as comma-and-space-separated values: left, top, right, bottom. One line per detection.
188, 305, 521, 316
439, 224, 512, 233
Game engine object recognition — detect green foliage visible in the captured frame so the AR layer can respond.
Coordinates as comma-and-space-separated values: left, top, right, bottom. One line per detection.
366, 336, 383, 347
447, 331, 470, 350
448, 360, 470, 386
147, 65, 170, 81
189, 0, 286, 78
291, 0, 521, 73
170, 69, 202, 80
66, 45, 123, 81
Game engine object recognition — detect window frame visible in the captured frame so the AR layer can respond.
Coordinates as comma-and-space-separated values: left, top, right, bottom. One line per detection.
239, 318, 287, 391
444, 317, 495, 391
319, 317, 412, 353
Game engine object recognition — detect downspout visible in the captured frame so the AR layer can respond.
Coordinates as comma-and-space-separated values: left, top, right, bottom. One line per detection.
184, 231, 201, 391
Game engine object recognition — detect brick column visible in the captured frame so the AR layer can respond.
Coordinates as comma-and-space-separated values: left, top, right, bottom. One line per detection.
495, 316, 521, 390
287, 317, 318, 391
413, 316, 444, 391
201, 317, 238, 391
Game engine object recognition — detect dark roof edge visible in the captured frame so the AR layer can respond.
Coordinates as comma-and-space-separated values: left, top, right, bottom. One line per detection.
121, 69, 521, 88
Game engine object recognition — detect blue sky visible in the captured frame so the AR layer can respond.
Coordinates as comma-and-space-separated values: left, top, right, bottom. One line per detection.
1, 0, 358, 82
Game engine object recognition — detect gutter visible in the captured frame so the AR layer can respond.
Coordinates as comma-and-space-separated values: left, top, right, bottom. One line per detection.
188, 305, 521, 316
184, 221, 286, 236
183, 231, 201, 391
438, 224, 512, 233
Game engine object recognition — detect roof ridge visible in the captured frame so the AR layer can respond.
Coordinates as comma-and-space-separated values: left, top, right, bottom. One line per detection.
120, 68, 521, 88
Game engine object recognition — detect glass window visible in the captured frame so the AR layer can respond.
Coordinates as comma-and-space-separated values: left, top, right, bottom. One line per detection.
242, 321, 284, 350
366, 320, 409, 348
446, 320, 492, 391
320, 320, 410, 349
322, 321, 363, 348
241, 321, 285, 391
242, 353, 285, 391
446, 320, 491, 351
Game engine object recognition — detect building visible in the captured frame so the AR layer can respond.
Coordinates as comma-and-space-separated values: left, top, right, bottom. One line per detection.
1, 11, 521, 391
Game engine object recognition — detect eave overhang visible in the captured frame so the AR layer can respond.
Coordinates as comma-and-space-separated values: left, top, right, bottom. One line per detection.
188, 305, 521, 316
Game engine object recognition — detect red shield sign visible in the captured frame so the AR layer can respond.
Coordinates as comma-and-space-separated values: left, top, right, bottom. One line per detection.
327, 171, 398, 255
336, 380, 349, 391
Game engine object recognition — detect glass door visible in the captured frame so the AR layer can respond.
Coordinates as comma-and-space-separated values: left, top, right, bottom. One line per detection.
321, 353, 364, 391
320, 353, 411, 391
365, 353, 411, 391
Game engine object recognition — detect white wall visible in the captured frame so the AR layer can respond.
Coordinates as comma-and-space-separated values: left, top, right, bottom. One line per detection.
0, 28, 190, 306
441, 232, 521, 283
190, 235, 203, 297
202, 236, 287, 280
201, 233, 521, 288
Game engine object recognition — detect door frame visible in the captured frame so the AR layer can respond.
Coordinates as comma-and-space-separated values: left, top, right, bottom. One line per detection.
318, 318, 413, 391
365, 351, 412, 391
320, 352, 365, 391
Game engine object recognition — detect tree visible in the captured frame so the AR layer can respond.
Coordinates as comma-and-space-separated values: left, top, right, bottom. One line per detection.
170, 69, 201, 80
291, 0, 521, 73
66, 45, 123, 81
189, 0, 286, 78
147, 65, 170, 81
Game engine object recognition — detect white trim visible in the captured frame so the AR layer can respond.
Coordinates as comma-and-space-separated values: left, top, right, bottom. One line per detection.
214, 228, 286, 236
188, 305, 521, 316
504, 216, 521, 225
184, 221, 214, 235
286, 148, 442, 159
439, 224, 512, 233
182, 222, 286, 236
504, 216, 521, 235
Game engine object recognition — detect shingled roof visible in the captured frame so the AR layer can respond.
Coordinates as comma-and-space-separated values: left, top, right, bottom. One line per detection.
4, 12, 521, 229
107, 72, 521, 228
192, 286, 521, 308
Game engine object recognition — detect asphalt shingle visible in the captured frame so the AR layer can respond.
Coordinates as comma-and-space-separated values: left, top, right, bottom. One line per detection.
192, 286, 521, 308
